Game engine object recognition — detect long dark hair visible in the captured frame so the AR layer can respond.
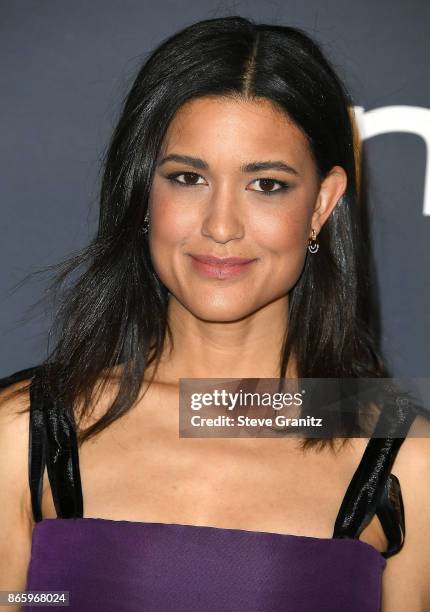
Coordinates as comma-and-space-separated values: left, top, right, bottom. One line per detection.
9, 15, 389, 450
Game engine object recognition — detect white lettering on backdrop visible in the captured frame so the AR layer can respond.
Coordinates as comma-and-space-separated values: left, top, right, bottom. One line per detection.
354, 105, 430, 216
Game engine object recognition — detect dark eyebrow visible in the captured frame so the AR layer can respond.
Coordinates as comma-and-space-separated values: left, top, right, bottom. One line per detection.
156, 154, 300, 176
241, 160, 300, 176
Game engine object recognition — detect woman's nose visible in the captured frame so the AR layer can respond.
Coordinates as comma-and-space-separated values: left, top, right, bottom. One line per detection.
200, 183, 245, 243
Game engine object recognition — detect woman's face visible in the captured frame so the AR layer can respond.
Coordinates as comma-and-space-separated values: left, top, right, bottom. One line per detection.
148, 96, 346, 322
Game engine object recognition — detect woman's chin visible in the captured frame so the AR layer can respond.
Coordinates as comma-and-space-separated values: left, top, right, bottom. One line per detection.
184, 301, 256, 324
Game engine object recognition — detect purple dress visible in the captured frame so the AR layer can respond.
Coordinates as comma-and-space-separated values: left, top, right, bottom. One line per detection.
0, 366, 417, 611
25, 518, 387, 611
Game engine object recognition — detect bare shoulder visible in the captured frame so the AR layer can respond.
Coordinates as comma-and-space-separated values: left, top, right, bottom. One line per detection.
0, 377, 33, 461
381, 412, 430, 612
0, 376, 32, 454
392, 412, 430, 478
0, 378, 35, 595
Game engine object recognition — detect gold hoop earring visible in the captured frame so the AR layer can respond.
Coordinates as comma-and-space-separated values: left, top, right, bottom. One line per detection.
308, 228, 319, 254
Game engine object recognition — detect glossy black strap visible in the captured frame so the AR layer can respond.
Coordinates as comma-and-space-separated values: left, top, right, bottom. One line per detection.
30, 366, 84, 521
376, 473, 405, 558
333, 400, 418, 558
0, 364, 84, 522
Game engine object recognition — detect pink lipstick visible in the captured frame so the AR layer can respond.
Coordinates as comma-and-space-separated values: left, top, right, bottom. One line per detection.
189, 254, 257, 279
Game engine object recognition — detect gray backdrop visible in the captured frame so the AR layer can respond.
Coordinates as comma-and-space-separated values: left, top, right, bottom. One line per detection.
1, 1, 429, 377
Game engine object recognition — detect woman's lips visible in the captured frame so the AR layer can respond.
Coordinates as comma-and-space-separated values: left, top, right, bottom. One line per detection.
189, 254, 257, 279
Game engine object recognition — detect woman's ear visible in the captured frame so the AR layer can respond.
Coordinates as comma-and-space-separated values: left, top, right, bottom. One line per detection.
310, 165, 348, 233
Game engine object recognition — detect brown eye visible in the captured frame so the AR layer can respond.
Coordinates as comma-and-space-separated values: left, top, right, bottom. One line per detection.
251, 178, 290, 196
182, 173, 200, 185
167, 172, 206, 186
259, 179, 278, 192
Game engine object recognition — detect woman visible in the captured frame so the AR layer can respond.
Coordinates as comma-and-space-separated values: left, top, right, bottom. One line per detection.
0, 15, 429, 612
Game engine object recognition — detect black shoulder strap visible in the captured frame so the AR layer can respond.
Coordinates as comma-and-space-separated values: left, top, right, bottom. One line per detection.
0, 365, 84, 522
332, 399, 418, 558
29, 366, 84, 521
375, 473, 405, 558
